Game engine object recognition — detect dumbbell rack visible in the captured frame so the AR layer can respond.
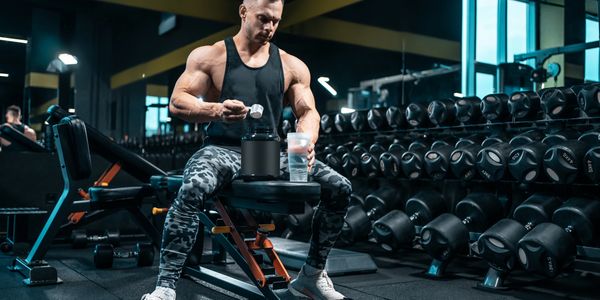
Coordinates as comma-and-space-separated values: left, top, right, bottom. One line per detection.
318, 113, 600, 276
320, 116, 600, 140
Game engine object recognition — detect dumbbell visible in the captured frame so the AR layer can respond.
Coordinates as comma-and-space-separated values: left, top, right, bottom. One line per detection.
481, 93, 510, 122
508, 130, 545, 147
477, 140, 513, 182
477, 194, 561, 289
340, 184, 407, 245
455, 97, 484, 124
401, 141, 430, 179
334, 113, 351, 133
583, 140, 600, 182
367, 107, 389, 131
424, 140, 457, 180
518, 197, 600, 277
508, 142, 548, 183
350, 110, 369, 132
364, 185, 406, 221
283, 202, 315, 238
428, 98, 457, 126
386, 106, 406, 129
508, 91, 541, 121
340, 185, 382, 244
320, 114, 333, 134
339, 205, 371, 245
342, 144, 367, 178
543, 131, 600, 184
348, 185, 376, 209
371, 190, 446, 251
317, 144, 335, 161
577, 84, 600, 116
324, 146, 349, 174
420, 193, 504, 277
405, 103, 430, 127
71, 229, 120, 249
450, 137, 486, 181
541, 128, 580, 146
360, 142, 387, 178
379, 142, 407, 178
94, 242, 155, 269
540, 87, 580, 119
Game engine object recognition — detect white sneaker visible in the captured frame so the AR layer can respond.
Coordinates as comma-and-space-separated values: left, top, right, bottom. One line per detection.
289, 265, 348, 300
141, 287, 176, 300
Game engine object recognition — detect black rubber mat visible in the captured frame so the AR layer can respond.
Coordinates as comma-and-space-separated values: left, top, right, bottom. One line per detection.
1, 241, 599, 300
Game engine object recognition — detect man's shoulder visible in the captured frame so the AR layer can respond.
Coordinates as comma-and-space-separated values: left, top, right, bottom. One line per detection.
278, 48, 310, 79
191, 41, 226, 57
279, 48, 308, 68
188, 41, 227, 67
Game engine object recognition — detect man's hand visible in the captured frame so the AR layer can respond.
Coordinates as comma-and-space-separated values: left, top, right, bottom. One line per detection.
307, 143, 316, 172
221, 99, 249, 122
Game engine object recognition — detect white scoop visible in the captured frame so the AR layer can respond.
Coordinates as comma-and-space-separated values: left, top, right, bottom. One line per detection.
248, 104, 264, 119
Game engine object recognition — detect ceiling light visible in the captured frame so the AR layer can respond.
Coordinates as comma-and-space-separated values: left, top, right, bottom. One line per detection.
58, 53, 78, 65
453, 92, 464, 98
0, 36, 27, 44
0, 73, 8, 78
68, 108, 76, 113
318, 77, 338, 96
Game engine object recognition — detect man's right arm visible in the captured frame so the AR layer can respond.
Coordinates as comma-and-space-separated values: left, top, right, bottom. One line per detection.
169, 46, 225, 123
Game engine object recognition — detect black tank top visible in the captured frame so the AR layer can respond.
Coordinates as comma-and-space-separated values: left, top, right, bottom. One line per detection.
204, 37, 284, 147
11, 123, 25, 134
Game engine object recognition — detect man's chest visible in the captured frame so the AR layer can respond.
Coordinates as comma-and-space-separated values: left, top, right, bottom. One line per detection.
208, 58, 292, 95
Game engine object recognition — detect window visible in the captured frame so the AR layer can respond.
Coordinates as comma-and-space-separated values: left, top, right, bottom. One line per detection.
476, 72, 495, 98
506, 0, 528, 63
585, 17, 599, 82
145, 96, 170, 137
476, 0, 498, 65
463, 0, 535, 96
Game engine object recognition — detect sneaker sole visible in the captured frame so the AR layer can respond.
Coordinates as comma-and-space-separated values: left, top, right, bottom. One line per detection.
289, 285, 317, 299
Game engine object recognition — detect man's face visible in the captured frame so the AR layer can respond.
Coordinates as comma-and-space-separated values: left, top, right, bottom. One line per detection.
5, 112, 14, 123
242, 0, 283, 45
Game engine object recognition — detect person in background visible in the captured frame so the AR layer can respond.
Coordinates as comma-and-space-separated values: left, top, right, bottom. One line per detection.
1, 105, 37, 147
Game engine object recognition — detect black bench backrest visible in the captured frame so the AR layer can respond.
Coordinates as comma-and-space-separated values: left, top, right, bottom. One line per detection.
0, 124, 46, 153
55, 117, 92, 180
47, 105, 166, 181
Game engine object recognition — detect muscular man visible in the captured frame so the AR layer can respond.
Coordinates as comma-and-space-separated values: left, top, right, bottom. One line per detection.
142, 1, 351, 299
1, 105, 36, 147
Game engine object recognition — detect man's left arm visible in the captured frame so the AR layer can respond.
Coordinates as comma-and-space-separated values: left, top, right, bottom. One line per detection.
24, 126, 37, 142
285, 55, 320, 171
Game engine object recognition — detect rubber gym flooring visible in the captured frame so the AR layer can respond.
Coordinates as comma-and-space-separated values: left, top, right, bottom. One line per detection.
0, 240, 597, 300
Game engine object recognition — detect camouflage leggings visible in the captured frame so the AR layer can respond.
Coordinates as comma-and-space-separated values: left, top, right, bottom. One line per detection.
157, 145, 351, 289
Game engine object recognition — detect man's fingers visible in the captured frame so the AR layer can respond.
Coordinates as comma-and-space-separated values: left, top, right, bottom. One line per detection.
223, 113, 247, 122
224, 99, 246, 111
307, 156, 316, 172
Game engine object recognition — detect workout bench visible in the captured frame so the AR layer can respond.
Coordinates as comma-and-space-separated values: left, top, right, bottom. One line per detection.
10, 116, 163, 285
151, 174, 321, 299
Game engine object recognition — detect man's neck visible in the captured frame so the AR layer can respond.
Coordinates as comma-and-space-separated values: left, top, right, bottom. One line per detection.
233, 33, 269, 56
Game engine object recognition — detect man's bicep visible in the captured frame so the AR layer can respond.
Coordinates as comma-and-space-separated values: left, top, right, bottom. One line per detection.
173, 68, 211, 98
173, 47, 215, 98
287, 58, 315, 116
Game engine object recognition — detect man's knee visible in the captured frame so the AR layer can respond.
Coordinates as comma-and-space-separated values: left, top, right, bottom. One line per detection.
322, 175, 352, 212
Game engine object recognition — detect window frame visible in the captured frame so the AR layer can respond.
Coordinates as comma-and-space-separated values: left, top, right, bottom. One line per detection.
462, 0, 536, 96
